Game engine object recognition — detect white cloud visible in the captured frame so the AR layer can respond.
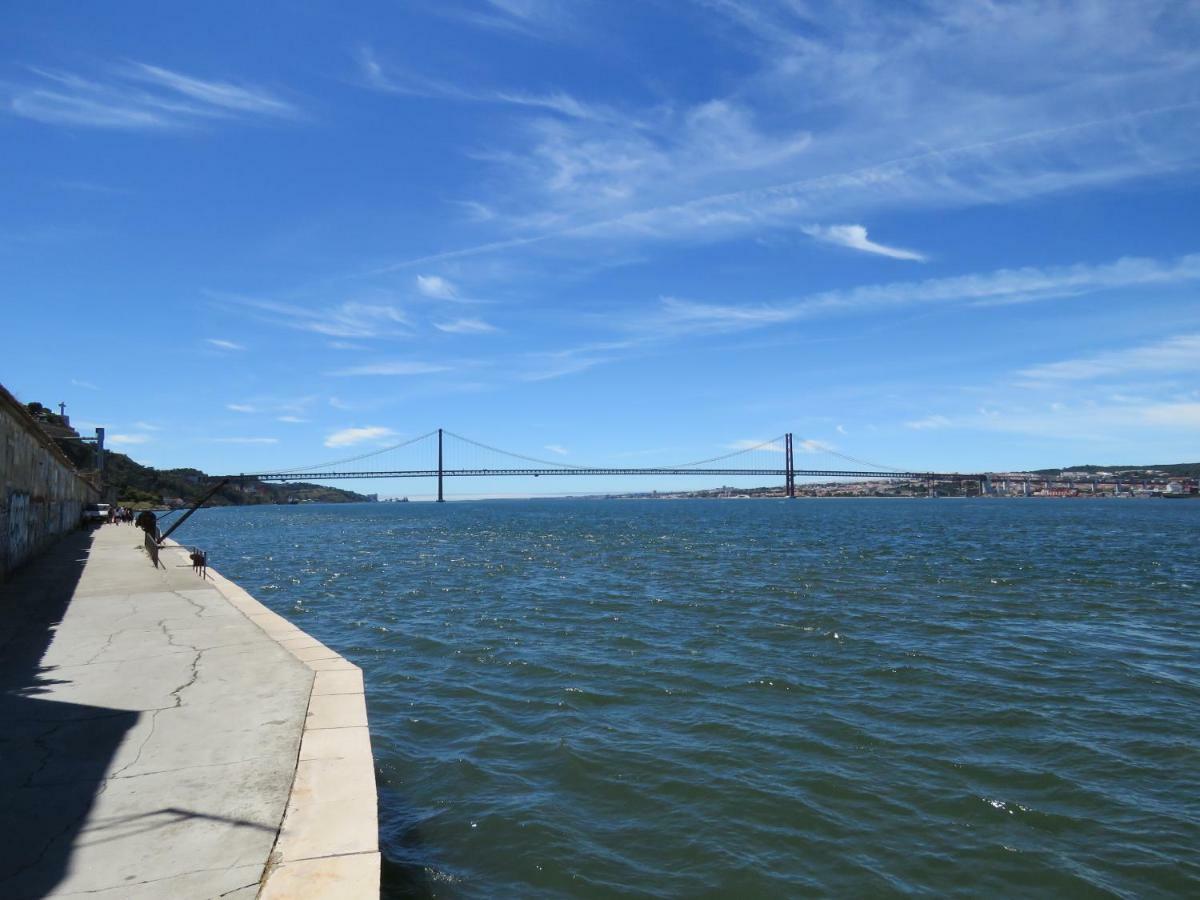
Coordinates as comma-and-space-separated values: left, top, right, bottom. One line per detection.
277, 415, 308, 423
227, 403, 257, 413
324, 426, 396, 448
1018, 333, 1200, 382
212, 437, 279, 444
517, 340, 637, 381
658, 297, 794, 329
356, 47, 476, 99
328, 360, 451, 376
1143, 403, 1200, 427
134, 421, 160, 431
416, 274, 458, 299
434, 317, 498, 334
452, 200, 498, 222
653, 253, 1200, 336
896, 334, 1200, 447
225, 295, 409, 339
206, 338, 245, 351
436, 0, 581, 40
108, 433, 150, 445
358, 47, 611, 120
298, 302, 409, 338
797, 439, 835, 453
836, 424, 848, 435
7, 62, 298, 130
802, 224, 926, 261
128, 63, 295, 117
544, 444, 569, 455
905, 415, 952, 430
366, 4, 1200, 269
902, 399, 1200, 442
71, 379, 99, 390
493, 90, 618, 122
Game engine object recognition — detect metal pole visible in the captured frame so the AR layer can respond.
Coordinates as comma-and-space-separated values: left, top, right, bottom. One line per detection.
158, 478, 230, 544
437, 428, 445, 502
95, 427, 105, 486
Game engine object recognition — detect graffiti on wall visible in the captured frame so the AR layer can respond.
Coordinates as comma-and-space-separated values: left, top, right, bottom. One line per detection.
1, 397, 98, 581
7, 490, 31, 565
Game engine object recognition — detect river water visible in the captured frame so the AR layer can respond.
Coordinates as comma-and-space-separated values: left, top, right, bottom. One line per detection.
181, 498, 1198, 897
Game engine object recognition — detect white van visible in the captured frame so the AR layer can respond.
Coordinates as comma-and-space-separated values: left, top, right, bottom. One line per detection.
83, 503, 110, 523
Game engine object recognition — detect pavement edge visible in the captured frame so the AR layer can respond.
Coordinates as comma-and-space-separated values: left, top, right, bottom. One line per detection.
179, 546, 380, 899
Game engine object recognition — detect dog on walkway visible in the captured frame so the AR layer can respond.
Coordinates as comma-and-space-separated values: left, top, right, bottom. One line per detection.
189, 548, 208, 579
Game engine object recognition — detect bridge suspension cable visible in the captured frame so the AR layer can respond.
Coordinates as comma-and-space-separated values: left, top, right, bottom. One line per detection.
792, 439, 905, 473
666, 435, 787, 469
244, 429, 437, 476
442, 429, 593, 470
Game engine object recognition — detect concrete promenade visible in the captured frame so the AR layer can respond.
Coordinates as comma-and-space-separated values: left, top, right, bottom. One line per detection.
0, 524, 379, 898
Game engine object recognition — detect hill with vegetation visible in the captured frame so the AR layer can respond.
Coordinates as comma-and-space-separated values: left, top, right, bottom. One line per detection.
100, 452, 374, 507
24, 401, 373, 507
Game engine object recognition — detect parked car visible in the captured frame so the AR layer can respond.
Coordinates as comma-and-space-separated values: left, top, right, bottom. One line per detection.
83, 503, 110, 524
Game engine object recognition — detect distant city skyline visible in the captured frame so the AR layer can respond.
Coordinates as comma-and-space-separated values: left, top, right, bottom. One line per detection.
5, 1, 1200, 497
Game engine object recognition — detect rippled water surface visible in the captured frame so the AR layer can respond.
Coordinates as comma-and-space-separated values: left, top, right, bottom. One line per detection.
182, 499, 1199, 897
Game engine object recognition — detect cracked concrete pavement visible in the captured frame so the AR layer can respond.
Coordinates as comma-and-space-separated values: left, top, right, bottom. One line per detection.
0, 525, 313, 898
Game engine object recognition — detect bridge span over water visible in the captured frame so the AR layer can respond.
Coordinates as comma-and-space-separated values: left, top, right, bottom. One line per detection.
225, 429, 1145, 501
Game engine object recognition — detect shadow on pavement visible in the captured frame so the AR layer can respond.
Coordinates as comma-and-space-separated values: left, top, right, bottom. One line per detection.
0, 529, 138, 899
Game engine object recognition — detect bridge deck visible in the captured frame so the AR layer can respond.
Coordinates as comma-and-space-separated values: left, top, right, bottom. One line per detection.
249, 468, 955, 481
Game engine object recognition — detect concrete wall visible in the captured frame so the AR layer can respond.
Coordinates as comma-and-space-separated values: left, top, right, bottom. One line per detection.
1, 384, 98, 581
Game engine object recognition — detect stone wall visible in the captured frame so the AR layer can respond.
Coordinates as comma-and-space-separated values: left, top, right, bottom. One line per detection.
1, 383, 98, 581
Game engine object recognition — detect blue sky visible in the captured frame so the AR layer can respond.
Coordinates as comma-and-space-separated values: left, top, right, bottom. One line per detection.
4, 1, 1200, 497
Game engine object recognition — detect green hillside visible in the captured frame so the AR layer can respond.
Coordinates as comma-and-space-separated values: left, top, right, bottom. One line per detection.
101, 451, 374, 506
25, 401, 372, 506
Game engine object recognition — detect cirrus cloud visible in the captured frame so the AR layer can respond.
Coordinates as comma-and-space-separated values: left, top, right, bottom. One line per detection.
324, 425, 397, 448
8, 61, 299, 131
434, 317, 498, 334
206, 338, 245, 351
1017, 333, 1200, 382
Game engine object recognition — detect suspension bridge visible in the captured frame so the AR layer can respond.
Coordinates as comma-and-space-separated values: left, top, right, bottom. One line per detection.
231, 429, 978, 501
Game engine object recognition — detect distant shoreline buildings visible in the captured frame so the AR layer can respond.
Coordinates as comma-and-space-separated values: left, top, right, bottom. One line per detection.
602, 471, 1198, 501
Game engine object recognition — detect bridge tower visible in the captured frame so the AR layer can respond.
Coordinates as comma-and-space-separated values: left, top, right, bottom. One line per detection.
437, 428, 444, 503
785, 433, 796, 498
